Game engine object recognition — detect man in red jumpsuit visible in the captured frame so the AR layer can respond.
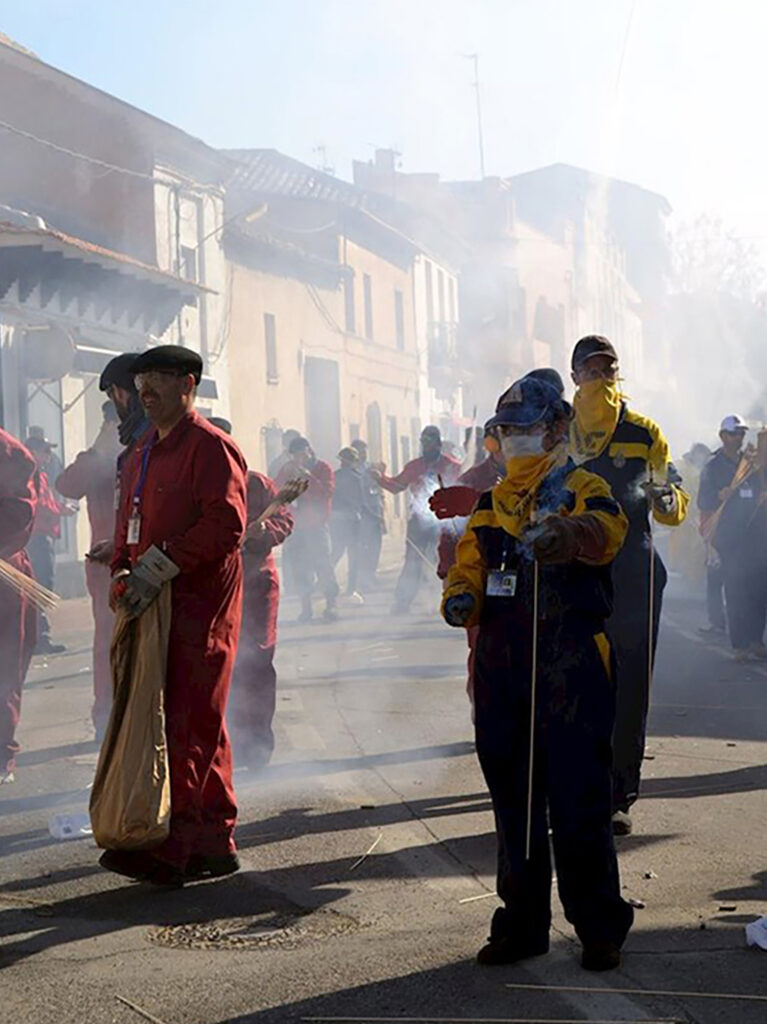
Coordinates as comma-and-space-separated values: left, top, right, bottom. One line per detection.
376, 426, 461, 613
0, 430, 38, 784
208, 417, 294, 770
57, 402, 121, 739
104, 345, 247, 887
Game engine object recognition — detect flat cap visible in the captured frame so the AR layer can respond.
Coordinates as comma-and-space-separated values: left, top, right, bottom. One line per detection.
571, 335, 618, 371
99, 352, 138, 393
131, 345, 203, 384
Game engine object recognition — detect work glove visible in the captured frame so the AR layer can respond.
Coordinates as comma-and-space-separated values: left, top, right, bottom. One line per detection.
532, 517, 581, 564
118, 545, 179, 619
429, 486, 479, 519
443, 592, 476, 627
641, 479, 676, 513
86, 538, 114, 565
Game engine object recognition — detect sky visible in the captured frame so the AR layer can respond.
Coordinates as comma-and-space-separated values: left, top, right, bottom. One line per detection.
2, 0, 767, 241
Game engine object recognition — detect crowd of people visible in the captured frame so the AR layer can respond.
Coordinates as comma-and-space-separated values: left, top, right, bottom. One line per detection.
3, 332, 766, 970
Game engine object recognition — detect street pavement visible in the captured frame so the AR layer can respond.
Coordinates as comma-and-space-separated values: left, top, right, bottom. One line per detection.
1, 551, 767, 1024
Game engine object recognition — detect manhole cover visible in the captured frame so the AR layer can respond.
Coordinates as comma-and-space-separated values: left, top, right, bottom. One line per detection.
149, 907, 359, 950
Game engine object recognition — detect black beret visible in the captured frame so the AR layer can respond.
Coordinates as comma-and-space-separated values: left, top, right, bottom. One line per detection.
131, 345, 203, 384
571, 335, 618, 371
99, 352, 138, 392
208, 416, 232, 435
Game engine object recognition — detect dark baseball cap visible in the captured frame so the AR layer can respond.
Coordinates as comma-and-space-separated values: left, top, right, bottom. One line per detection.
525, 367, 565, 395
486, 376, 571, 430
571, 335, 618, 371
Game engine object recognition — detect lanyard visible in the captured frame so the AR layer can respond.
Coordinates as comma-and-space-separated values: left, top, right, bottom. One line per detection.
131, 441, 154, 516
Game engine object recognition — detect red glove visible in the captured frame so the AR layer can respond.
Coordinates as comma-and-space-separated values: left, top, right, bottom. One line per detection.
429, 485, 480, 519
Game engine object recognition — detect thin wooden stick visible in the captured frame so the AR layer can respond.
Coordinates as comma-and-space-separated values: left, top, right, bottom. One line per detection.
115, 994, 169, 1024
505, 982, 767, 1003
525, 557, 539, 861
303, 1017, 683, 1023
348, 832, 382, 872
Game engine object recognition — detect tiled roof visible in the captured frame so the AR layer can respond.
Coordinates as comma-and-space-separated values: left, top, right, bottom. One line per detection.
0, 222, 212, 293
222, 149, 366, 207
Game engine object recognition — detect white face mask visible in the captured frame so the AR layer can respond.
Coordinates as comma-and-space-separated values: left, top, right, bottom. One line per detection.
500, 433, 547, 459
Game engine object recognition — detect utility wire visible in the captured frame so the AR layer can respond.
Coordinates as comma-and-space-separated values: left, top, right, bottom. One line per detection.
0, 117, 219, 192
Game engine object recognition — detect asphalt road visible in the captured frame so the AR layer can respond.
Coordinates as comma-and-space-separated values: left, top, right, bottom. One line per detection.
1, 556, 767, 1024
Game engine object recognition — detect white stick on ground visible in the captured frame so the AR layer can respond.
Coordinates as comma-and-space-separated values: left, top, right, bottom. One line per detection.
525, 557, 540, 861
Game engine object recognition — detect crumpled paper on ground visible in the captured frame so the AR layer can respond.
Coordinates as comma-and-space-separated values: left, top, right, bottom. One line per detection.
745, 915, 767, 949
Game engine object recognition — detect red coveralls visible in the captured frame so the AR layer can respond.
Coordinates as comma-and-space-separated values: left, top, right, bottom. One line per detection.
112, 411, 247, 869
0, 431, 38, 776
56, 447, 118, 733
228, 472, 293, 764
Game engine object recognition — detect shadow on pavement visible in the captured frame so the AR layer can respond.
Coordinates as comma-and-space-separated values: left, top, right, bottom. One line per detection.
643, 763, 767, 800
16, 740, 98, 767
200, 918, 767, 1024
238, 740, 476, 784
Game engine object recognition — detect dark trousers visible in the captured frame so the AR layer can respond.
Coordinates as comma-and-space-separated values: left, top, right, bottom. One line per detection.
27, 534, 55, 639
706, 563, 726, 630
609, 544, 666, 814
357, 513, 383, 591
330, 515, 361, 595
393, 517, 439, 612
720, 555, 767, 650
474, 626, 633, 949
289, 526, 339, 609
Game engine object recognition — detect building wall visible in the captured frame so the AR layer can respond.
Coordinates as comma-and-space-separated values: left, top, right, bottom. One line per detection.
226, 237, 421, 530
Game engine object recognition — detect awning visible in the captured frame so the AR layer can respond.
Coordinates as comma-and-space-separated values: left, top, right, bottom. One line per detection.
0, 222, 213, 336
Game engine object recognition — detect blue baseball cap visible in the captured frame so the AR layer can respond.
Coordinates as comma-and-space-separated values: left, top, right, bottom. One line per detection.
486, 376, 571, 430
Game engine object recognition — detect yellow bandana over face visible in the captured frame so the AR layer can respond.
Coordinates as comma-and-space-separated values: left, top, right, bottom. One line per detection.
491, 449, 565, 538
571, 379, 622, 463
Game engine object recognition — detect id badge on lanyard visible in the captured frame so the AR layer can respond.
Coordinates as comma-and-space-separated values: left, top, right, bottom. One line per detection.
486, 537, 517, 597
128, 443, 153, 546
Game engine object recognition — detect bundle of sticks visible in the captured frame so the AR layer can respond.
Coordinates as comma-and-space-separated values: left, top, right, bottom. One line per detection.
244, 477, 310, 547
700, 436, 766, 543
0, 558, 58, 612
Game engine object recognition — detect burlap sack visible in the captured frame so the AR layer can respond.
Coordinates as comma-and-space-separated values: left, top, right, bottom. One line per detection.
89, 584, 172, 850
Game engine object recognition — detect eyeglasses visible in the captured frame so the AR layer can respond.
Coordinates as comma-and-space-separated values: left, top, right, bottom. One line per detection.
133, 370, 183, 389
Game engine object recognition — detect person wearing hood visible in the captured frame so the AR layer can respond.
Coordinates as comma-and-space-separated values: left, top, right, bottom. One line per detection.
56, 354, 146, 738
376, 425, 461, 614
569, 335, 688, 836
442, 375, 632, 971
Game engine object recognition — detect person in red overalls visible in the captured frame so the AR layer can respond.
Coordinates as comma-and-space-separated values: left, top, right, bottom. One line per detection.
56, 402, 121, 739
103, 345, 247, 887
0, 430, 38, 784
376, 426, 461, 614
208, 417, 294, 770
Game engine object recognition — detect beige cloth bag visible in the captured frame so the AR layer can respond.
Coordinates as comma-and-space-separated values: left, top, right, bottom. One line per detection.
90, 584, 172, 850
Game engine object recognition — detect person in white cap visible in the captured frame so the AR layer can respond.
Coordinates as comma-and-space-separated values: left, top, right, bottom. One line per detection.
698, 415, 767, 661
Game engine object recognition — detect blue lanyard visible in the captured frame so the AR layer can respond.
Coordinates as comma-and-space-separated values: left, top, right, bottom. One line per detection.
131, 441, 154, 515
